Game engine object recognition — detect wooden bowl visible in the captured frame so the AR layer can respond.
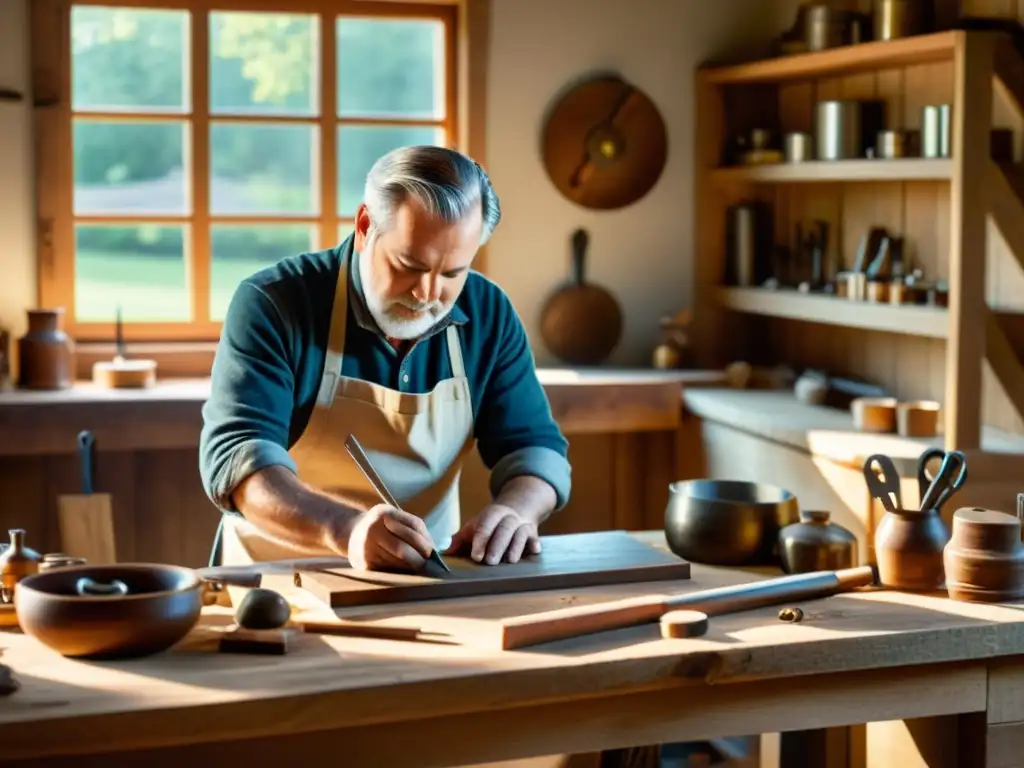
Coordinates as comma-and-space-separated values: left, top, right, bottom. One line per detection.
15, 563, 204, 659
851, 396, 897, 433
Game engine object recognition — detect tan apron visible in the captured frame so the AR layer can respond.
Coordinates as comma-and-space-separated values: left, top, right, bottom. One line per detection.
215, 250, 477, 566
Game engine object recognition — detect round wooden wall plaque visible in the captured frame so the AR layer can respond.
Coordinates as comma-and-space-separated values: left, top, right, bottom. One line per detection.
541, 74, 668, 210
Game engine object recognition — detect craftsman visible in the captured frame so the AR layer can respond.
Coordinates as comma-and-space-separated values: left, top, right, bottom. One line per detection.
199, 145, 571, 573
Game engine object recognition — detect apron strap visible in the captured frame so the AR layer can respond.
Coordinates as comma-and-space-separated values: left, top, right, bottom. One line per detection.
318, 250, 350, 406
445, 325, 466, 378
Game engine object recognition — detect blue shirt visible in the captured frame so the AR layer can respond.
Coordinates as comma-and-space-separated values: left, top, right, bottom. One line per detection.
199, 235, 572, 515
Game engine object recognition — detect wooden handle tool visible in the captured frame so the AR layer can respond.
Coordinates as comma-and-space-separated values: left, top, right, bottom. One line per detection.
495, 565, 876, 650
57, 431, 117, 565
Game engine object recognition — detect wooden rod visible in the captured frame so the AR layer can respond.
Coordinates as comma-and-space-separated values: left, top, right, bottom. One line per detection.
497, 566, 877, 650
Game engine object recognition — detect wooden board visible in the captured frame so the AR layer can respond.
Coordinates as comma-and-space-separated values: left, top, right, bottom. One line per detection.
296, 531, 691, 608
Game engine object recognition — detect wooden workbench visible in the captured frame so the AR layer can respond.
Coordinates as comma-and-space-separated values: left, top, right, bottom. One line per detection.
1, 532, 1024, 767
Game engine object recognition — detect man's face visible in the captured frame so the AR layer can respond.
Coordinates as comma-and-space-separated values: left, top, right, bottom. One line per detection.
353, 197, 482, 340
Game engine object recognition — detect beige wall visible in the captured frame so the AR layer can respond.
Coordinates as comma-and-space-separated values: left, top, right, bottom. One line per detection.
0, 0, 798, 364
0, 0, 35, 348
486, 0, 797, 366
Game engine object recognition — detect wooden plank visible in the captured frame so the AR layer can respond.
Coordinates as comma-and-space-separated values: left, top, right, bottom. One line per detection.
985, 720, 1024, 768
994, 33, 1024, 120
297, 531, 692, 608
718, 287, 948, 339
985, 308, 1024, 422
0, 372, 721, 454
0, 665, 984, 767
711, 159, 952, 184
986, 659, 1024, 724
946, 32, 994, 450
988, 162, 1024, 275
700, 31, 958, 85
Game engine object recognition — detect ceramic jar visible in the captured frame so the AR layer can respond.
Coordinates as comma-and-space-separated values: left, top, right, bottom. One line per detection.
17, 308, 74, 389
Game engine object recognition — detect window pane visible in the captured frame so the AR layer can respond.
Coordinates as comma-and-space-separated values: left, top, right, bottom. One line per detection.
75, 224, 189, 322
210, 225, 314, 321
210, 12, 319, 115
338, 126, 445, 216
71, 6, 189, 112
210, 122, 317, 215
339, 223, 353, 245
74, 119, 188, 215
337, 18, 445, 119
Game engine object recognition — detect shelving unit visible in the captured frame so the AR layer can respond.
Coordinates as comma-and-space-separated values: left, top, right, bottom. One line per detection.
693, 30, 1024, 451
711, 158, 951, 184
717, 288, 948, 340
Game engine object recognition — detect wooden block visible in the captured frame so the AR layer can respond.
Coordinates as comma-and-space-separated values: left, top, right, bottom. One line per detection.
218, 626, 300, 655
297, 531, 691, 608
659, 609, 709, 638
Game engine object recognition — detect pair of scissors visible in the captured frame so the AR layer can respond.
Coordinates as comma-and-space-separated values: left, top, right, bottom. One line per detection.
919, 450, 968, 512
862, 453, 902, 512
916, 447, 947, 501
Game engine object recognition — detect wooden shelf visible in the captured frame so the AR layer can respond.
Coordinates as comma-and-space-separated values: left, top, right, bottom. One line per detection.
711, 159, 952, 185
699, 31, 958, 85
717, 287, 948, 339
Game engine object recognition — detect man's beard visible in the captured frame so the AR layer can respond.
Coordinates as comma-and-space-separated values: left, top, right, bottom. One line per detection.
358, 232, 453, 340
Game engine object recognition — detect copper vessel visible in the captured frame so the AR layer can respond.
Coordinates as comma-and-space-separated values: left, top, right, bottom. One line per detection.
17, 308, 74, 390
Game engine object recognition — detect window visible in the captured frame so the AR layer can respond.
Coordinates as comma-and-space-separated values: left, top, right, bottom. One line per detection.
33, 0, 457, 342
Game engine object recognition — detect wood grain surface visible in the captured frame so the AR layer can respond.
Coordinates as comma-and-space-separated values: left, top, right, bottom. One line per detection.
297, 531, 692, 607
5, 536, 1024, 763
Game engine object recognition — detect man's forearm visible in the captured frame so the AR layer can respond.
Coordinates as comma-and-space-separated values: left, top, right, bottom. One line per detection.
494, 475, 558, 526
231, 466, 367, 553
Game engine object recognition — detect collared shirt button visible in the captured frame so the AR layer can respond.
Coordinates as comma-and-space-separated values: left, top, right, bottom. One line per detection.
402, 373, 409, 384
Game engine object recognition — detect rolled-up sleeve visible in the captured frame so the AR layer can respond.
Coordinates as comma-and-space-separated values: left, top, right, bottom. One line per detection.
474, 295, 572, 510
199, 281, 298, 512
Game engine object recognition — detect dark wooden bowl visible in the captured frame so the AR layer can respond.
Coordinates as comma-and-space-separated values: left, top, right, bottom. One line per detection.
15, 563, 204, 659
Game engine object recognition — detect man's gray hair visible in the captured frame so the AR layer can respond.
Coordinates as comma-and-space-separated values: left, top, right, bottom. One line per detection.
363, 145, 501, 246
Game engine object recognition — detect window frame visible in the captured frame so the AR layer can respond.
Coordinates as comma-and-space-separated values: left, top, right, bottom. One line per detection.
30, 0, 470, 347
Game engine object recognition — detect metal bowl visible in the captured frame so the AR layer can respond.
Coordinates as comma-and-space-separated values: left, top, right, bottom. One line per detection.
15, 563, 204, 659
665, 479, 800, 566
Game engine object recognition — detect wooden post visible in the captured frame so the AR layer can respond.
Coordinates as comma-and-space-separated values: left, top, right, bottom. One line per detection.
692, 73, 727, 369
945, 32, 993, 451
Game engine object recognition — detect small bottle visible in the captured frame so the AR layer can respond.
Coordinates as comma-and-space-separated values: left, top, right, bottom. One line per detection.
0, 529, 43, 600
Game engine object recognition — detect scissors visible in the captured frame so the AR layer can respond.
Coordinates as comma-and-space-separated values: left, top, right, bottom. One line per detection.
862, 453, 902, 512
916, 447, 948, 501
919, 450, 967, 512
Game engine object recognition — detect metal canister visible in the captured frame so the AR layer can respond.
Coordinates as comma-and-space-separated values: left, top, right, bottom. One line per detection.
729, 204, 756, 287
922, 104, 952, 158
815, 100, 862, 160
876, 130, 905, 159
784, 132, 813, 163
805, 5, 847, 52
874, 0, 925, 41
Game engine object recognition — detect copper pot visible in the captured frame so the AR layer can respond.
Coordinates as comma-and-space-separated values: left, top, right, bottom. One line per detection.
15, 563, 205, 659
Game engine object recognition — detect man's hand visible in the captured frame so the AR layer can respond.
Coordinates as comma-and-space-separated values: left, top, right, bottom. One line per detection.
444, 503, 541, 565
344, 504, 436, 572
